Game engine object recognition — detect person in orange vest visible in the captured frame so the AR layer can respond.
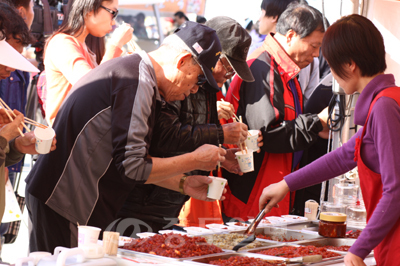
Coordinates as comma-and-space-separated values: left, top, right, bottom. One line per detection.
259, 14, 400, 266
221, 2, 329, 221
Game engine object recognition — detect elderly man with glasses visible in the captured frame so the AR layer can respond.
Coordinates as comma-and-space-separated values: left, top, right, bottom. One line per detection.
116, 17, 257, 233
25, 21, 226, 252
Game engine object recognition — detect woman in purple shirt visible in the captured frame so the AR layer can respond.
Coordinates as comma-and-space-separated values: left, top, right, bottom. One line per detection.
259, 14, 400, 266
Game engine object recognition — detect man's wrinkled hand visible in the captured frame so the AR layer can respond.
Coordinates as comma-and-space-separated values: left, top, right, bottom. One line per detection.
14, 131, 57, 154
217, 101, 235, 120
0, 111, 24, 141
183, 175, 227, 201
192, 144, 226, 171
222, 122, 248, 145
221, 148, 243, 175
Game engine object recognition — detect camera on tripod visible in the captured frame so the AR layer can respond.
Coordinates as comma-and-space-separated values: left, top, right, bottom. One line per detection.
30, 0, 67, 69
31, 0, 66, 39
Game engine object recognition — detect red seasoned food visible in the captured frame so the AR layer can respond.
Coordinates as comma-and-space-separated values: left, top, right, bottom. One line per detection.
257, 245, 340, 258
256, 234, 298, 242
122, 233, 222, 258
346, 230, 362, 239
324, 245, 351, 251
234, 222, 249, 227
209, 256, 286, 266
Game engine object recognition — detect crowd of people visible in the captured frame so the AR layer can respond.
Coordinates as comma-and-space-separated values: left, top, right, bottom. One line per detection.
0, 0, 399, 265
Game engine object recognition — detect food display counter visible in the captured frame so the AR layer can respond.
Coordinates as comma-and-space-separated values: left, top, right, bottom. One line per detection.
116, 218, 375, 266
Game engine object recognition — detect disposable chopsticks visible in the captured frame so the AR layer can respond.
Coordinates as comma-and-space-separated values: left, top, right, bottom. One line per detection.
0, 97, 47, 135
0, 99, 26, 137
220, 98, 251, 137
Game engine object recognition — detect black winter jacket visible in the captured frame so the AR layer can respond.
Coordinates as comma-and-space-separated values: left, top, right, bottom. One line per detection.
117, 84, 224, 230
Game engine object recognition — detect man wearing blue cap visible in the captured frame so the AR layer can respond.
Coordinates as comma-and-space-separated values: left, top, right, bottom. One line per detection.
25, 21, 226, 252
117, 17, 256, 233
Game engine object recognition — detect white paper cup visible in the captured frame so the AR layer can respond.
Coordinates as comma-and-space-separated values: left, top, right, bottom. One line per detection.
78, 226, 101, 247
207, 176, 227, 200
235, 150, 254, 173
245, 130, 260, 152
34, 127, 55, 154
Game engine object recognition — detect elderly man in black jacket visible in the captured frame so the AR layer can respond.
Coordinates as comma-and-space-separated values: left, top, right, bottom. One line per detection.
116, 17, 256, 234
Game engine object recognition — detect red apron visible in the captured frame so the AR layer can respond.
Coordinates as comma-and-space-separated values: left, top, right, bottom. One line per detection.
354, 87, 400, 265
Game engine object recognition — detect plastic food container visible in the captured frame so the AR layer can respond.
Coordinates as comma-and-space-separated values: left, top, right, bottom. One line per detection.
319, 212, 347, 238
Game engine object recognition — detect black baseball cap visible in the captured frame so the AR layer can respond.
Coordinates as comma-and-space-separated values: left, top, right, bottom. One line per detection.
174, 21, 222, 90
206, 16, 255, 82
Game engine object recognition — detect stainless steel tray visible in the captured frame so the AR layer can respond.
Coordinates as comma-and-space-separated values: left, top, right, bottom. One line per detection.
274, 221, 319, 231
235, 227, 322, 243
243, 243, 344, 263
119, 248, 188, 262
184, 251, 293, 265
118, 247, 231, 262
296, 238, 356, 247
295, 238, 356, 255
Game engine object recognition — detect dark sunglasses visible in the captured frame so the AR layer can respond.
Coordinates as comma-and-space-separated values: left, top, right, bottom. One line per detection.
196, 74, 207, 86
100, 5, 118, 19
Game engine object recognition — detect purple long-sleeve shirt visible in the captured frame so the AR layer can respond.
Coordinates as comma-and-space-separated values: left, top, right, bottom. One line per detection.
285, 74, 400, 259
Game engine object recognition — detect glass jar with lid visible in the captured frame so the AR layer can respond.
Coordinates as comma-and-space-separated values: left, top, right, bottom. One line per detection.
333, 179, 359, 206
347, 201, 367, 227
319, 212, 347, 238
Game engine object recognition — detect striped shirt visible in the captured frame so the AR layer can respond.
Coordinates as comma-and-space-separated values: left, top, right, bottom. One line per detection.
26, 51, 161, 229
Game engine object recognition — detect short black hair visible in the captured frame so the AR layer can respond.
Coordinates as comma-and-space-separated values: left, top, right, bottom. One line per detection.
322, 14, 386, 80
0, 2, 33, 45
196, 15, 206, 24
260, 0, 298, 20
276, 2, 325, 38
174, 11, 189, 21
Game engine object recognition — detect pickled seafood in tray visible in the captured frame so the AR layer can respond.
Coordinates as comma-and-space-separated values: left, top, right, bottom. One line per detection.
121, 233, 223, 258
255, 245, 341, 259
256, 234, 298, 242
202, 233, 273, 250
188, 252, 289, 266
209, 256, 286, 265
296, 238, 356, 253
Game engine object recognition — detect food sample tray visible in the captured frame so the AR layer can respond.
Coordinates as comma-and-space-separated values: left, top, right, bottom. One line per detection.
276, 221, 320, 231
119, 248, 231, 262
118, 233, 229, 261
184, 251, 293, 265
243, 243, 344, 263
295, 238, 356, 254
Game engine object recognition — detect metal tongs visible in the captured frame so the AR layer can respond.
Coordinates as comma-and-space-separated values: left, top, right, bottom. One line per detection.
232, 208, 266, 251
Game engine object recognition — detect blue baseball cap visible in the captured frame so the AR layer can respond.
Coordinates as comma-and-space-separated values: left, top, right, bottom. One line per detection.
174, 21, 222, 90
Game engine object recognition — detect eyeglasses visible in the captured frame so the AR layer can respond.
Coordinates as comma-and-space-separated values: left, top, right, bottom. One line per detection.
192, 56, 207, 86
100, 5, 118, 20
219, 58, 235, 78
